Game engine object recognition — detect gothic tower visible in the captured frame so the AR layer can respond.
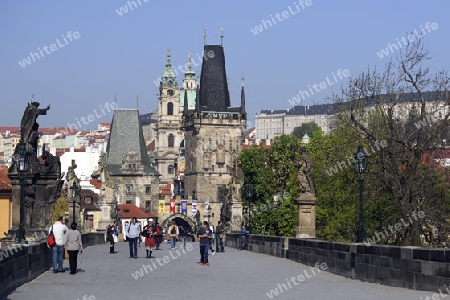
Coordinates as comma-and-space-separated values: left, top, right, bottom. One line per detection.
155, 49, 184, 187
182, 41, 247, 229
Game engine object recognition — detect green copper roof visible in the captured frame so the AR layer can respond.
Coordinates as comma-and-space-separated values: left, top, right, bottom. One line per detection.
161, 50, 177, 88
179, 89, 197, 108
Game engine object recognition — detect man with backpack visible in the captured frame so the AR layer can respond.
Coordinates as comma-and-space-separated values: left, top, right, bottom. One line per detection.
49, 216, 69, 273
168, 221, 179, 249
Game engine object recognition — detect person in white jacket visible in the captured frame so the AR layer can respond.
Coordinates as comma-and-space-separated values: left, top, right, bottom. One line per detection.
126, 217, 141, 258
49, 216, 69, 273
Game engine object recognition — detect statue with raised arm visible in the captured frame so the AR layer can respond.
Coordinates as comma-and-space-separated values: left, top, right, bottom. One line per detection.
295, 145, 315, 195
20, 100, 50, 146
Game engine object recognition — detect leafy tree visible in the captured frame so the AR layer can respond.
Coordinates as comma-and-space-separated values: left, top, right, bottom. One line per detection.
330, 39, 450, 246
52, 195, 68, 223
238, 135, 301, 236
292, 121, 322, 139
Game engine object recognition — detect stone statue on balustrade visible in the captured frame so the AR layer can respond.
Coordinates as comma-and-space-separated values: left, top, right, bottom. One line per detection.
8, 100, 63, 231
293, 145, 316, 238
295, 145, 315, 196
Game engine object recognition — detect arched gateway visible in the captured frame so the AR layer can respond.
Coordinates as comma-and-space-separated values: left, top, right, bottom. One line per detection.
161, 213, 198, 236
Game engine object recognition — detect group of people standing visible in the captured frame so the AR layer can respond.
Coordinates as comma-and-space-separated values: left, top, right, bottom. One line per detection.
47, 216, 83, 275
103, 217, 231, 266
197, 220, 227, 265
124, 217, 164, 258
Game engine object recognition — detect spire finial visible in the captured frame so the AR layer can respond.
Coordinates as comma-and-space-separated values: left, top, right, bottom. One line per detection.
167, 47, 171, 57
188, 52, 192, 68
241, 72, 245, 86
203, 27, 207, 45
220, 28, 224, 46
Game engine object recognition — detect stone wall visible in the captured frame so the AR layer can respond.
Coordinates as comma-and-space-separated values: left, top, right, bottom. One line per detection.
225, 233, 450, 293
0, 233, 104, 298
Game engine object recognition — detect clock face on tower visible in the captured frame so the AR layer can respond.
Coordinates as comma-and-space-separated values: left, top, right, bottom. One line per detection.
167, 89, 174, 96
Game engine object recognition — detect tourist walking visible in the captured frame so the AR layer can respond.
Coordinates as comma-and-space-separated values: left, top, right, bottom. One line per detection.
49, 216, 69, 273
65, 222, 83, 274
123, 221, 129, 241
106, 225, 116, 253
168, 221, 179, 249
241, 222, 249, 250
215, 220, 225, 252
112, 221, 119, 244
209, 224, 215, 256
197, 221, 212, 266
154, 222, 163, 250
126, 217, 141, 258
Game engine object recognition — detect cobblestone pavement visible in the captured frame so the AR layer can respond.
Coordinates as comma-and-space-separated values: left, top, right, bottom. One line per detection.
6, 241, 434, 300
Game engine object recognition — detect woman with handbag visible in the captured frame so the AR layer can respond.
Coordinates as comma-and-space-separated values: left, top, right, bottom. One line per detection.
65, 222, 83, 275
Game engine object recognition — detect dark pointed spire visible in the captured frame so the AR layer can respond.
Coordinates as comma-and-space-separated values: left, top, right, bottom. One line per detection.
198, 44, 230, 111
240, 75, 246, 114
195, 84, 200, 112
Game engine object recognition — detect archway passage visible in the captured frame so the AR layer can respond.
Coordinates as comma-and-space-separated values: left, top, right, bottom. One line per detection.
161, 213, 197, 238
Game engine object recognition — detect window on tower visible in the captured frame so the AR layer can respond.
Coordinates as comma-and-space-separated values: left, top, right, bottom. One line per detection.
167, 102, 174, 115
168, 134, 174, 147
168, 165, 174, 174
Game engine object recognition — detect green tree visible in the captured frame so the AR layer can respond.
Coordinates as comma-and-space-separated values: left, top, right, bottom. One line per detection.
238, 135, 301, 236
52, 195, 68, 223
328, 40, 450, 246
292, 121, 322, 139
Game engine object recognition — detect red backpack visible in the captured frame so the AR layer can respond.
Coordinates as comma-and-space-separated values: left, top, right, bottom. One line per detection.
47, 226, 56, 248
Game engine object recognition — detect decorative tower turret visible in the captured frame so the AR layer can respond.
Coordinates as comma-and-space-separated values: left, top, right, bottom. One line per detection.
155, 48, 184, 187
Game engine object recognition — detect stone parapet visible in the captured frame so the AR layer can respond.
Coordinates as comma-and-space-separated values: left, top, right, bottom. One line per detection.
0, 232, 105, 298
225, 233, 450, 293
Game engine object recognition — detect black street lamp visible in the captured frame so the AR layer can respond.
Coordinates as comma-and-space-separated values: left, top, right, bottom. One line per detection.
69, 181, 80, 225
16, 141, 30, 244
245, 185, 254, 233
354, 145, 368, 243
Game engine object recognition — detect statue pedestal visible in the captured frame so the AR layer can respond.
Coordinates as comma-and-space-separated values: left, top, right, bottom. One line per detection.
294, 192, 316, 238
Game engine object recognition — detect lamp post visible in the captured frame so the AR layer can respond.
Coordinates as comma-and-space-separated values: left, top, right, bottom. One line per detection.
16, 141, 30, 244
69, 181, 80, 225
245, 185, 254, 233
354, 145, 368, 243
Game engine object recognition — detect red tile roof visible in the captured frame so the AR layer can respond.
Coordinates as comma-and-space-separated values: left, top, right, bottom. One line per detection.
118, 204, 157, 218
0, 127, 20, 135
147, 140, 155, 151
159, 183, 171, 195
0, 166, 12, 192
38, 127, 79, 135
89, 178, 102, 189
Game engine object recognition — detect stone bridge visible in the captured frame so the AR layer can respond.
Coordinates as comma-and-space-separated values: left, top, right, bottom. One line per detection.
1, 233, 444, 299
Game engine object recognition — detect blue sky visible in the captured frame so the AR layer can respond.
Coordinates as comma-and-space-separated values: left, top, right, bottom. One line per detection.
0, 0, 449, 129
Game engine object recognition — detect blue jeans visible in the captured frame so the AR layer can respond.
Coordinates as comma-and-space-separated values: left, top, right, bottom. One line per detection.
170, 236, 176, 249
216, 236, 224, 252
128, 237, 138, 257
241, 235, 246, 250
52, 245, 64, 271
200, 244, 209, 263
